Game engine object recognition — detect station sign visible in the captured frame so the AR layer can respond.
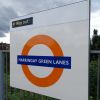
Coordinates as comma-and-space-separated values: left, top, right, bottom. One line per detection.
10, 0, 89, 100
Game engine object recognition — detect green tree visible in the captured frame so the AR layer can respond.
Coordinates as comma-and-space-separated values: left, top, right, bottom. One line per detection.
90, 29, 100, 100
90, 29, 100, 61
89, 60, 98, 100
91, 29, 100, 50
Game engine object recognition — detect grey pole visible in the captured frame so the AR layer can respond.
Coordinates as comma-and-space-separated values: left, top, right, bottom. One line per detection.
0, 51, 4, 100
97, 53, 100, 100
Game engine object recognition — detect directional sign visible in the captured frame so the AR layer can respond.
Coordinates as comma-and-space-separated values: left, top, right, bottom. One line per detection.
10, 0, 89, 100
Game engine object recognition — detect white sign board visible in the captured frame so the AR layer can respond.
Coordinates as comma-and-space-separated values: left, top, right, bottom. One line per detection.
10, 0, 89, 100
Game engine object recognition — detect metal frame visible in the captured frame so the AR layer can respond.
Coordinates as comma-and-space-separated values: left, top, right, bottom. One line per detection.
0, 51, 4, 100
0, 50, 100, 100
88, 0, 91, 99
91, 50, 100, 100
0, 50, 9, 100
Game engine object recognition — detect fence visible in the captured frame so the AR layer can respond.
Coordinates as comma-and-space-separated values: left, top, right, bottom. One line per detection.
90, 50, 100, 100
0, 50, 100, 100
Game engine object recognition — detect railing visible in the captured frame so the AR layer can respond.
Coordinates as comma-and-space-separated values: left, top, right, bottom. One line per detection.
0, 50, 100, 100
90, 50, 100, 100
0, 50, 58, 100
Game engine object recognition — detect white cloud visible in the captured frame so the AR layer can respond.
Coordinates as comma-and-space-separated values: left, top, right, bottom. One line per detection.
0, 3, 18, 38
0, 0, 66, 15
91, 0, 100, 12
0, 0, 100, 43
0, 33, 10, 43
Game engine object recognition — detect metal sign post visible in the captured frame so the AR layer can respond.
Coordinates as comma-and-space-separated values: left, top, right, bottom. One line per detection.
0, 51, 4, 100
97, 53, 100, 100
91, 50, 100, 100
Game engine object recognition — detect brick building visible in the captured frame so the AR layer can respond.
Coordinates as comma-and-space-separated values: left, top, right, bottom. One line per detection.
0, 42, 10, 50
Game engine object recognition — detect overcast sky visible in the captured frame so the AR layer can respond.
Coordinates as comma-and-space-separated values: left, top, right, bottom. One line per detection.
0, 0, 100, 43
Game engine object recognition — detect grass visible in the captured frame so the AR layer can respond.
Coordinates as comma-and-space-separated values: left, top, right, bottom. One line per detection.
4, 73, 57, 100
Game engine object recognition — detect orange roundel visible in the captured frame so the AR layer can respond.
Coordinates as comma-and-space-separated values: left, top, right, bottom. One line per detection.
21, 35, 64, 87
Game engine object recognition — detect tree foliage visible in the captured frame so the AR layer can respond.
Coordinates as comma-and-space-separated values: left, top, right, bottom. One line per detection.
91, 29, 100, 50
89, 29, 100, 100
89, 60, 98, 100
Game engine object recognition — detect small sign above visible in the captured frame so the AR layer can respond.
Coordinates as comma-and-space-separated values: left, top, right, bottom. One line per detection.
12, 17, 33, 28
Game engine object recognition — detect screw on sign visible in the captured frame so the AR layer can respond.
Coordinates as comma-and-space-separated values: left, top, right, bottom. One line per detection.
17, 35, 71, 87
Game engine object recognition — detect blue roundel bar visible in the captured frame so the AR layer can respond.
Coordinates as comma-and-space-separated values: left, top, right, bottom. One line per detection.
17, 55, 71, 69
